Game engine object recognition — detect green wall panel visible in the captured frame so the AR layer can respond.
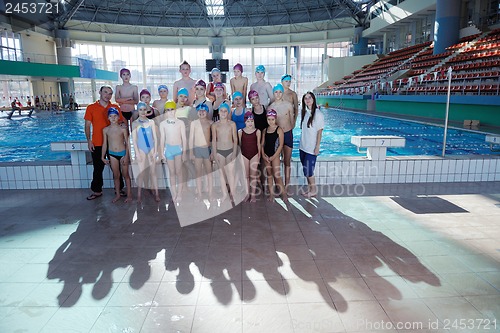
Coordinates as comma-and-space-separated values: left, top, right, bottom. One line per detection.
0, 60, 117, 81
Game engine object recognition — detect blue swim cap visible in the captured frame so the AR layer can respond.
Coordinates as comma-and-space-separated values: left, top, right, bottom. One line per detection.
273, 83, 284, 93
137, 102, 147, 110
219, 102, 230, 111
232, 91, 243, 100
196, 103, 210, 112
255, 65, 265, 73
158, 85, 168, 93
281, 74, 292, 81
211, 68, 221, 74
108, 107, 119, 116
178, 88, 189, 97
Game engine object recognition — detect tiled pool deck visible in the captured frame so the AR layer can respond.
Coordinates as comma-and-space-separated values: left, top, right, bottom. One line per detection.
0, 182, 499, 332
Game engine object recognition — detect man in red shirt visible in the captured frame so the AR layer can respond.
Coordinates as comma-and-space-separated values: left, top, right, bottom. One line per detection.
84, 85, 125, 200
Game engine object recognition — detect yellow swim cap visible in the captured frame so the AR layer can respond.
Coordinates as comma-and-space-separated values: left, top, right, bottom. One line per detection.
164, 100, 176, 110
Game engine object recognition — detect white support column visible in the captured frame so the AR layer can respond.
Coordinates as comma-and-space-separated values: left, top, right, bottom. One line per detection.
142, 45, 147, 89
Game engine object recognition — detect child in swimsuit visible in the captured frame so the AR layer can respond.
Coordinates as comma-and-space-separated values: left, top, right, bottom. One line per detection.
206, 68, 226, 103
140, 89, 160, 120
268, 83, 295, 195
231, 91, 246, 131
101, 107, 132, 203
160, 100, 187, 204
152, 84, 169, 115
132, 102, 160, 202
193, 79, 213, 120
249, 65, 274, 108
212, 82, 229, 122
189, 103, 214, 199
115, 68, 139, 126
261, 109, 287, 203
238, 111, 261, 202
230, 63, 248, 105
211, 102, 238, 203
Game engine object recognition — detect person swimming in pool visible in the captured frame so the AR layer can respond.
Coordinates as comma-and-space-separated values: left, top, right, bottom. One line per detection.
132, 102, 160, 203
160, 100, 187, 204
102, 107, 132, 203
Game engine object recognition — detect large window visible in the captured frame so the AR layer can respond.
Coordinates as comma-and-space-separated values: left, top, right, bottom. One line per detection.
36, 42, 328, 106
184, 47, 211, 83
72, 43, 104, 69
144, 47, 181, 97
327, 42, 351, 58
105, 45, 144, 88
297, 45, 323, 97
1, 31, 22, 62
1, 80, 30, 108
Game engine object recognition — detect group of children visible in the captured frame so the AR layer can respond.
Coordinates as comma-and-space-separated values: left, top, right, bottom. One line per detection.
100, 61, 322, 205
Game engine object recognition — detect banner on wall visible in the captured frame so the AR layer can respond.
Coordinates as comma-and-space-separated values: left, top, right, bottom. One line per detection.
78, 58, 96, 79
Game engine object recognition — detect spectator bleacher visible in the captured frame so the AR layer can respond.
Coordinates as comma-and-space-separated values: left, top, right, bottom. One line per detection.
321, 28, 500, 97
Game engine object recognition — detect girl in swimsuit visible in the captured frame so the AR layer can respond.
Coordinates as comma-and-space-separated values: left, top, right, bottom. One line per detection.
212, 82, 229, 122
261, 109, 287, 203
132, 102, 160, 202
140, 89, 160, 120
152, 84, 169, 115
238, 111, 261, 202
231, 91, 246, 131
193, 79, 213, 120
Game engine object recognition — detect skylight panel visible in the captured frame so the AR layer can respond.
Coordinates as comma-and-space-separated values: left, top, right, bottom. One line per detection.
205, 0, 225, 17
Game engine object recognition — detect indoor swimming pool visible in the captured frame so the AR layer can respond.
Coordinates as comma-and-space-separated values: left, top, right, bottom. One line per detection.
0, 108, 496, 163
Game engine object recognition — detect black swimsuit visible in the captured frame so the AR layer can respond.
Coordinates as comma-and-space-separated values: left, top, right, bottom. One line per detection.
264, 126, 280, 157
252, 105, 268, 132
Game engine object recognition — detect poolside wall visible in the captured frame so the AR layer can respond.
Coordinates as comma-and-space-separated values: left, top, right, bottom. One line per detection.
1, 157, 499, 190
317, 95, 500, 128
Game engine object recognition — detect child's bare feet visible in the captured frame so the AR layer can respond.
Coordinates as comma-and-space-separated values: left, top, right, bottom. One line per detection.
112, 195, 121, 203
249, 196, 257, 203
124, 196, 132, 203
267, 195, 274, 202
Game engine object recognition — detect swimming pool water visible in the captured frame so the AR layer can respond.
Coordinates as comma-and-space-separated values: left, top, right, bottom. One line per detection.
0, 108, 496, 162
293, 109, 495, 158
0, 111, 86, 162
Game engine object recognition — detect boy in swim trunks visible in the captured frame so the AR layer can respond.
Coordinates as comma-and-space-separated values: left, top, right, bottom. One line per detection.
211, 102, 238, 203
189, 103, 214, 199
268, 83, 295, 194
115, 68, 139, 128
238, 111, 261, 202
160, 100, 187, 203
281, 74, 299, 124
132, 102, 160, 203
102, 107, 132, 203
176, 87, 196, 188
173, 61, 196, 105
